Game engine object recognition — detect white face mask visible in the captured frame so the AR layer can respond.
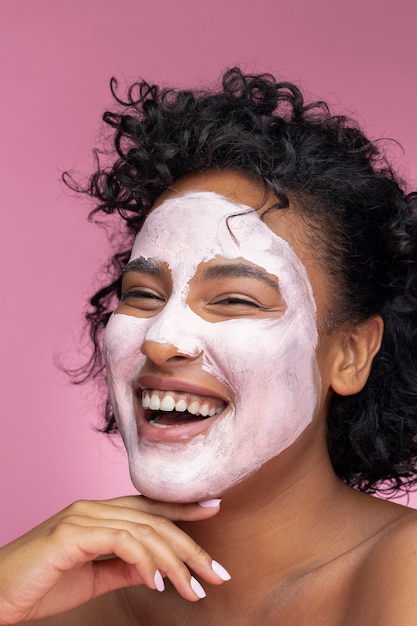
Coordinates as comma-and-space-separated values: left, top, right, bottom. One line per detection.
103, 191, 320, 502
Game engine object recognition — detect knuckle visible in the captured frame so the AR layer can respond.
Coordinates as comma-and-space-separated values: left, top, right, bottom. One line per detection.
59, 514, 82, 526
135, 523, 156, 538
192, 542, 209, 561
153, 515, 173, 531
164, 554, 189, 577
49, 520, 77, 541
113, 528, 132, 543
66, 499, 89, 516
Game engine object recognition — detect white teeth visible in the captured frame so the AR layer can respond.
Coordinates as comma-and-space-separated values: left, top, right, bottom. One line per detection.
141, 390, 225, 418
175, 398, 187, 412
149, 394, 161, 410
160, 395, 175, 411
199, 404, 209, 417
187, 401, 201, 415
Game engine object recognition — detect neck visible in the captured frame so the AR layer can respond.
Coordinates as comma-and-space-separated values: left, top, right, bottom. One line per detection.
178, 436, 356, 585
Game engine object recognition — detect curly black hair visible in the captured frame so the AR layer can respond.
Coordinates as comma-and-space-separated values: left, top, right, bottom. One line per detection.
69, 67, 417, 495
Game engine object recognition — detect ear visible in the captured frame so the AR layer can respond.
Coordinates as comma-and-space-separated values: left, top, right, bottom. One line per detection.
330, 315, 384, 396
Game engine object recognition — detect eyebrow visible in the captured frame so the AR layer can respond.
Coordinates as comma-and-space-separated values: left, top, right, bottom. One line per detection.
200, 263, 278, 289
122, 257, 166, 278
123, 258, 279, 290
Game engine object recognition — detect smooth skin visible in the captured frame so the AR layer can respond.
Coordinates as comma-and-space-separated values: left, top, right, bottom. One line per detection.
0, 497, 225, 623
2, 170, 417, 625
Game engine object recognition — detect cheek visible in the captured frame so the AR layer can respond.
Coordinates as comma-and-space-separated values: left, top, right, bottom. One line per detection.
201, 316, 316, 392
103, 314, 151, 384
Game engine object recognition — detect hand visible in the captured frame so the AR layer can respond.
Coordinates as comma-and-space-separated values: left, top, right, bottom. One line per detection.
0, 496, 228, 624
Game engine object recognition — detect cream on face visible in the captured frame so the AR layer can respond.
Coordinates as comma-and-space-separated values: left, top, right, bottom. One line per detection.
103, 191, 320, 501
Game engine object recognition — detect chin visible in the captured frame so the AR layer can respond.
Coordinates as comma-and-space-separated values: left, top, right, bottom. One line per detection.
128, 465, 216, 503
131, 479, 214, 503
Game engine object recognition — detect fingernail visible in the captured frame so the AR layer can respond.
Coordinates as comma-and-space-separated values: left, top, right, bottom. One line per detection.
211, 559, 231, 581
154, 569, 165, 592
198, 498, 222, 508
190, 576, 206, 599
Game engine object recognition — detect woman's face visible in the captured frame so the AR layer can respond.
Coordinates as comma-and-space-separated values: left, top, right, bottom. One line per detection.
103, 172, 324, 502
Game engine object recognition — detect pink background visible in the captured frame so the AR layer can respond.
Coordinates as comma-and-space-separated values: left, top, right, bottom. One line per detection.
1, 0, 416, 545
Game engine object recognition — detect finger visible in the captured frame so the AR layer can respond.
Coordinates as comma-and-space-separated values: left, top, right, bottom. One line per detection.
126, 515, 230, 588
59, 500, 220, 531
54, 514, 229, 588
53, 522, 210, 602
105, 522, 212, 601
100, 495, 222, 521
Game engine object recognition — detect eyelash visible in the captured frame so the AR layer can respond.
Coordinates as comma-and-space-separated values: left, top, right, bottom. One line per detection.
122, 290, 262, 307
214, 297, 261, 308
121, 290, 164, 301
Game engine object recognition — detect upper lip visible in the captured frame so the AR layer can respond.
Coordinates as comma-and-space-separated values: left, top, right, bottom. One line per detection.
135, 374, 231, 404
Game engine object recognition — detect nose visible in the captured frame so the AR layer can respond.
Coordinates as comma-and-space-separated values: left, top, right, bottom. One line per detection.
140, 300, 203, 367
140, 339, 202, 367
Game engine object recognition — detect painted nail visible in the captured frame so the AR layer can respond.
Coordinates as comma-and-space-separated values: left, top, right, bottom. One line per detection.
154, 569, 165, 592
198, 498, 222, 508
211, 559, 231, 581
190, 576, 206, 599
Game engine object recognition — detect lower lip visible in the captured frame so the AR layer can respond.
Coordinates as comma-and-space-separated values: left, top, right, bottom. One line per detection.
136, 409, 226, 443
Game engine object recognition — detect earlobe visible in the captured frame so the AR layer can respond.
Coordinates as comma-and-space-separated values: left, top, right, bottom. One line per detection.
330, 315, 384, 396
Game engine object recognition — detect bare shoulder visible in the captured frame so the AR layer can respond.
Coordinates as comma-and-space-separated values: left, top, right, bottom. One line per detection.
344, 507, 417, 625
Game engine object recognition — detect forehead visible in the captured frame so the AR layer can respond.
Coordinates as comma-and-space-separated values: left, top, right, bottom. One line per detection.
132, 191, 285, 262
130, 191, 316, 311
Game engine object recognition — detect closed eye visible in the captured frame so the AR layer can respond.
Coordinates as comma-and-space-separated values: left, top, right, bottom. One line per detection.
121, 289, 163, 300
117, 259, 171, 316
213, 296, 262, 308
120, 289, 166, 312
205, 293, 275, 319
189, 259, 286, 321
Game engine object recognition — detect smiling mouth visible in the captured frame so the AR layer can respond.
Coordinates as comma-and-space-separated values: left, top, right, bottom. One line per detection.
141, 389, 227, 428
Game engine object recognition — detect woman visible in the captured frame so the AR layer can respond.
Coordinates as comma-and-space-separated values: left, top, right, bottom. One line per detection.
1, 68, 417, 625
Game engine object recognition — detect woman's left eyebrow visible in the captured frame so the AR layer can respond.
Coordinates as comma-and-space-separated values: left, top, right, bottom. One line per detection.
200, 263, 278, 289
123, 257, 165, 277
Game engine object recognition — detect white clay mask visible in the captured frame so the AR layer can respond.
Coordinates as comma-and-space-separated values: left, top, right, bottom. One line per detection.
103, 191, 320, 502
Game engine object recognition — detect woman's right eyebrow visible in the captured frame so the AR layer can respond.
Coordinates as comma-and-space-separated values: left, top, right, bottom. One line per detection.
122, 257, 165, 277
